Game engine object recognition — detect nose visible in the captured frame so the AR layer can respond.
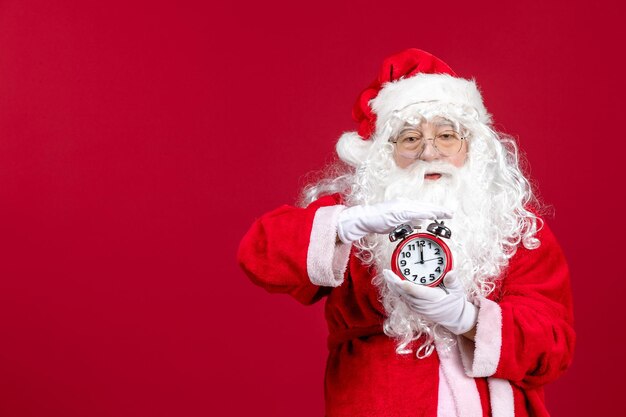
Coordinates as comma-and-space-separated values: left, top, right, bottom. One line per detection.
418, 139, 440, 162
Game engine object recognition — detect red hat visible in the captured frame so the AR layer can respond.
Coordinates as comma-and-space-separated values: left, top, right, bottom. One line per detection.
354, 48, 457, 138
349, 48, 488, 140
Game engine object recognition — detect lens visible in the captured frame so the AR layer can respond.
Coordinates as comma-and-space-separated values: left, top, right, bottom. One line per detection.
396, 130, 424, 154
434, 131, 462, 155
399, 137, 423, 152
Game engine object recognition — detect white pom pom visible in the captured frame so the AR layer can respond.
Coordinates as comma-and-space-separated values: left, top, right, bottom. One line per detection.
336, 131, 373, 167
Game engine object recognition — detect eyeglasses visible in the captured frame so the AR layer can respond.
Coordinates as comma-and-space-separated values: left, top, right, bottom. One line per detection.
389, 129, 466, 158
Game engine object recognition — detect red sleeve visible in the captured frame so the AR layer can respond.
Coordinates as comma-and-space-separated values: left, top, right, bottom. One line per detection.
458, 220, 576, 389
237, 194, 346, 305
494, 221, 575, 388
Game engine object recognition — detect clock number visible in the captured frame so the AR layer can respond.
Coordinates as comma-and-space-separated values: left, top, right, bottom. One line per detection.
402, 252, 411, 258
400, 260, 406, 267
408, 244, 416, 250
412, 275, 418, 281
403, 268, 411, 276
429, 274, 435, 281
420, 277, 426, 284
434, 248, 441, 255
428, 242, 432, 249
435, 267, 441, 273
437, 257, 443, 265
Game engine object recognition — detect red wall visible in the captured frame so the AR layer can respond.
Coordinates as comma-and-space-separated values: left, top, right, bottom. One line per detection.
0, 1, 623, 416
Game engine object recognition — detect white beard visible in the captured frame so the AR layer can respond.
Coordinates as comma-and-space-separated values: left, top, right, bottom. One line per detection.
355, 159, 516, 356
303, 114, 540, 357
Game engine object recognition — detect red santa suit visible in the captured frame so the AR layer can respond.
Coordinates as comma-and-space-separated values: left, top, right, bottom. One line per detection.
238, 193, 575, 417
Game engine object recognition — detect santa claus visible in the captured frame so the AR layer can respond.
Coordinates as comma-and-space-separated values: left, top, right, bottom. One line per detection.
238, 48, 575, 417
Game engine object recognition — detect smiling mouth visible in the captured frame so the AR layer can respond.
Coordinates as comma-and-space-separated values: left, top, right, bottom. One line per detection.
424, 173, 442, 180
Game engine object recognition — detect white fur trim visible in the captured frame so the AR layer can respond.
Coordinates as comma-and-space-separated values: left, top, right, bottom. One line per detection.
436, 341, 482, 417
487, 378, 515, 417
370, 73, 490, 133
307, 205, 350, 287
336, 131, 373, 167
437, 366, 458, 417
458, 297, 503, 377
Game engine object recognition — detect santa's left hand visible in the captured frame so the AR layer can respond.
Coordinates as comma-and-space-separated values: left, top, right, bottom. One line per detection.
383, 269, 478, 335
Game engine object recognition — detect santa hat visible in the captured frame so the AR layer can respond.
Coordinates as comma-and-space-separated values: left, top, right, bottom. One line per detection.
337, 49, 490, 166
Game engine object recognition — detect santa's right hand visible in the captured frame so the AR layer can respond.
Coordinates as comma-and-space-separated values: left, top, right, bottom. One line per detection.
336, 200, 452, 244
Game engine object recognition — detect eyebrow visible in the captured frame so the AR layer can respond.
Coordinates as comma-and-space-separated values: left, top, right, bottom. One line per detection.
398, 127, 423, 136
431, 118, 455, 128
399, 119, 456, 132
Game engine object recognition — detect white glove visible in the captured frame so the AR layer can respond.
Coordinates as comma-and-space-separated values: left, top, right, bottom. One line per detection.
383, 269, 478, 335
336, 200, 452, 244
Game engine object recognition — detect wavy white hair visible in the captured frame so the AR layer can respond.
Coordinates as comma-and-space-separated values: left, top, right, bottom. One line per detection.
299, 102, 542, 358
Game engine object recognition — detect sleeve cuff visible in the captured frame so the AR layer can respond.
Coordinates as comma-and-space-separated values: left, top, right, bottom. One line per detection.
306, 205, 351, 287
458, 297, 503, 377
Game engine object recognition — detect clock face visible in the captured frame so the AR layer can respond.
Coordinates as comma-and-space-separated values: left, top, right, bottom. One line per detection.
392, 234, 451, 287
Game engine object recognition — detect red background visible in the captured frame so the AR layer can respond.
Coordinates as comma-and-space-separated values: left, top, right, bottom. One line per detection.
0, 1, 624, 416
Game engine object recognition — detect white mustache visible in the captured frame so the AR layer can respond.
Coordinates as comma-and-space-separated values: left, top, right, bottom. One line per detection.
409, 161, 460, 177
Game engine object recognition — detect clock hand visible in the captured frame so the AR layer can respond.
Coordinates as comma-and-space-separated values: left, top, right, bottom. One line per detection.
422, 257, 443, 263
419, 244, 424, 264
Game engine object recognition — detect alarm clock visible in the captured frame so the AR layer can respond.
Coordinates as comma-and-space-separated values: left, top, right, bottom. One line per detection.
389, 221, 453, 289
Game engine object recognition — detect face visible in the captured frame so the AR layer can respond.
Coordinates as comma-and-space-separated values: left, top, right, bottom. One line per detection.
392, 118, 468, 178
